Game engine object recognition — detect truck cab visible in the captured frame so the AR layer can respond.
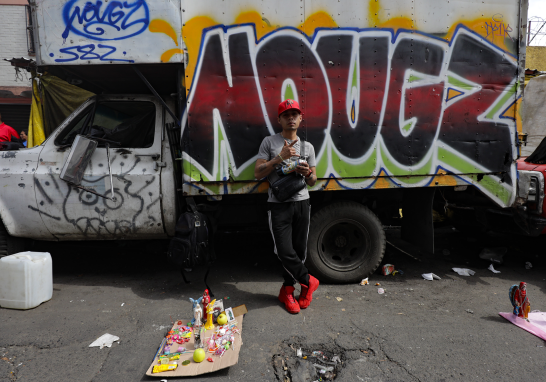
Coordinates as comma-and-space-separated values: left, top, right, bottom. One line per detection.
0, 95, 177, 243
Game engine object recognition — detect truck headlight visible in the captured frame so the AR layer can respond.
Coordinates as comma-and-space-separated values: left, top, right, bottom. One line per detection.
528, 178, 538, 202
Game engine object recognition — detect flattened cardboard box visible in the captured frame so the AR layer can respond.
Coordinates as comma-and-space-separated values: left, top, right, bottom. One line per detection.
146, 315, 244, 377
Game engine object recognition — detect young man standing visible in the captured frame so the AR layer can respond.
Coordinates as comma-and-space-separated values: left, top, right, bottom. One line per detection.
255, 99, 319, 314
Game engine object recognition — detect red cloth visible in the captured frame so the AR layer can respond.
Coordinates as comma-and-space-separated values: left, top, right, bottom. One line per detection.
0, 122, 20, 142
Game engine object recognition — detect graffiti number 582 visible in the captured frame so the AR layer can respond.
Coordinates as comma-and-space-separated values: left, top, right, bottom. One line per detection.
54, 44, 134, 63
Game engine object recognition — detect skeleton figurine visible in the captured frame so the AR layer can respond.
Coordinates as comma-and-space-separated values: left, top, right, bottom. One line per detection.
189, 296, 203, 326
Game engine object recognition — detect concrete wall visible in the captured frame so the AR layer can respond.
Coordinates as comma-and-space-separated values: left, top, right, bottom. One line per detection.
0, 4, 32, 88
526, 46, 546, 71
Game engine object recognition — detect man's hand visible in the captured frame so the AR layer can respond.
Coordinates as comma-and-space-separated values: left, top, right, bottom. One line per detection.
280, 140, 299, 160
295, 161, 310, 177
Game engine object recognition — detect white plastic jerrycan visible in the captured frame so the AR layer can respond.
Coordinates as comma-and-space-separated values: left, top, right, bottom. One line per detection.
0, 252, 53, 309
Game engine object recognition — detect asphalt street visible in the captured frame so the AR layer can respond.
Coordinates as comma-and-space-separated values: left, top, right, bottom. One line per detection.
1, 226, 545, 382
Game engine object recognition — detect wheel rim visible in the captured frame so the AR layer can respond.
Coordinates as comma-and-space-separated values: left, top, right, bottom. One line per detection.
317, 218, 371, 272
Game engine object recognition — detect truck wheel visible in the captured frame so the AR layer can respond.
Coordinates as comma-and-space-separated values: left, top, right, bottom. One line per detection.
306, 201, 385, 283
0, 220, 26, 257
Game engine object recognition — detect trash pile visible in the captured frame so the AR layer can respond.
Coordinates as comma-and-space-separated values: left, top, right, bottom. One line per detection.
272, 342, 345, 382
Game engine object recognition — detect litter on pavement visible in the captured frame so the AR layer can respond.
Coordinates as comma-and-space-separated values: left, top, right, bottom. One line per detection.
478, 247, 507, 264
89, 334, 120, 349
488, 264, 501, 274
421, 273, 441, 281
525, 262, 533, 269
381, 264, 395, 275
359, 278, 369, 285
377, 288, 385, 294
452, 268, 475, 276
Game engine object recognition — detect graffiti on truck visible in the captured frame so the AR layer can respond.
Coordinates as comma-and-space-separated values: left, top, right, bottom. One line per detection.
30, 154, 162, 237
485, 14, 514, 43
52, 44, 134, 63
181, 23, 518, 206
52, 0, 150, 63
61, 0, 150, 42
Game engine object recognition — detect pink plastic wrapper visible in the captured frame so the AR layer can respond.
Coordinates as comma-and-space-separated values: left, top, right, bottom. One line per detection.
382, 264, 395, 276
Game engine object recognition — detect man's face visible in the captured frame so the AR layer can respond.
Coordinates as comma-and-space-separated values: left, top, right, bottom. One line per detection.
278, 109, 302, 131
20, 131, 28, 140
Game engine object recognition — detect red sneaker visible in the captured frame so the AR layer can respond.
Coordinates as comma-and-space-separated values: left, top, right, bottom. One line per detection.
278, 285, 300, 314
299, 275, 319, 309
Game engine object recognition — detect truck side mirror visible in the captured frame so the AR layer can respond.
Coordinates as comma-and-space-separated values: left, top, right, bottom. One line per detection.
60, 134, 116, 201
60, 135, 97, 185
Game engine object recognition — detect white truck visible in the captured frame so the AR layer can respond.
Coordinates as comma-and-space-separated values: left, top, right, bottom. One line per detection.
0, 0, 530, 282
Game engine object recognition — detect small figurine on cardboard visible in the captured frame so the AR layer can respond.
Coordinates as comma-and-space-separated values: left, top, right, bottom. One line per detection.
193, 300, 203, 327
509, 282, 531, 320
189, 296, 203, 326
204, 299, 217, 330
202, 289, 211, 322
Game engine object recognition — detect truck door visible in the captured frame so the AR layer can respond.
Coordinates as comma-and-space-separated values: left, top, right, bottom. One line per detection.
33, 96, 167, 240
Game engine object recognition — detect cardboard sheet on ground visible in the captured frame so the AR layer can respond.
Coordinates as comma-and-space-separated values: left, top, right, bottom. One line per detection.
499, 312, 546, 341
146, 314, 244, 377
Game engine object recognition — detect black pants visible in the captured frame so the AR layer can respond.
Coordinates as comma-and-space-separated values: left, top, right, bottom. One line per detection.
267, 200, 311, 286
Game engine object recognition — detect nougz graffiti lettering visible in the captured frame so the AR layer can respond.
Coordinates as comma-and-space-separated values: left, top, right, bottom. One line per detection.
61, 0, 150, 42
182, 24, 518, 206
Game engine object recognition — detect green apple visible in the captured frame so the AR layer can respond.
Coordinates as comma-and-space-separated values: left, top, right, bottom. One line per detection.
193, 348, 206, 363
217, 313, 228, 325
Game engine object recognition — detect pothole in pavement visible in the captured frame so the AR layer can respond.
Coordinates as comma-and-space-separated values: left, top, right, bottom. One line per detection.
271, 339, 346, 382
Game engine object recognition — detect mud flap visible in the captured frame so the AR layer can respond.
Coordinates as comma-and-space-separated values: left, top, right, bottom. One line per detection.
401, 188, 435, 253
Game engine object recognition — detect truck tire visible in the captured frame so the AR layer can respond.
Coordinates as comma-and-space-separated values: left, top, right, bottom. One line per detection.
306, 201, 385, 283
0, 220, 26, 257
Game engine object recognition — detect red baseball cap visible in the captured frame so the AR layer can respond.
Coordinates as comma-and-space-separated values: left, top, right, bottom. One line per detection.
278, 99, 301, 117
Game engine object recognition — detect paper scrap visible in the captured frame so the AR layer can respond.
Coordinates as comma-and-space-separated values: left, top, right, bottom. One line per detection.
336, 297, 343, 302
499, 312, 546, 341
89, 333, 120, 349
377, 288, 385, 294
360, 278, 369, 285
422, 273, 441, 281
488, 264, 501, 274
452, 268, 475, 276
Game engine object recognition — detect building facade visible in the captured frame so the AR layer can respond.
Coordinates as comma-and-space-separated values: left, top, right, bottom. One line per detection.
0, 0, 33, 133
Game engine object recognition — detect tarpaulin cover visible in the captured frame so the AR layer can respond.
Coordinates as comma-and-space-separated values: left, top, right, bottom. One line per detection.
40, 74, 94, 139
28, 75, 45, 148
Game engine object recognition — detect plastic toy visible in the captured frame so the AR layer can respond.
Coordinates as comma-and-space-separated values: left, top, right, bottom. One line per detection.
204, 299, 217, 330
202, 289, 211, 321
509, 282, 531, 320
189, 296, 203, 325
193, 302, 203, 327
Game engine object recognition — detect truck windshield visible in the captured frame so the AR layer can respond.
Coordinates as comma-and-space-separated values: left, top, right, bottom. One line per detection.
56, 101, 156, 148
